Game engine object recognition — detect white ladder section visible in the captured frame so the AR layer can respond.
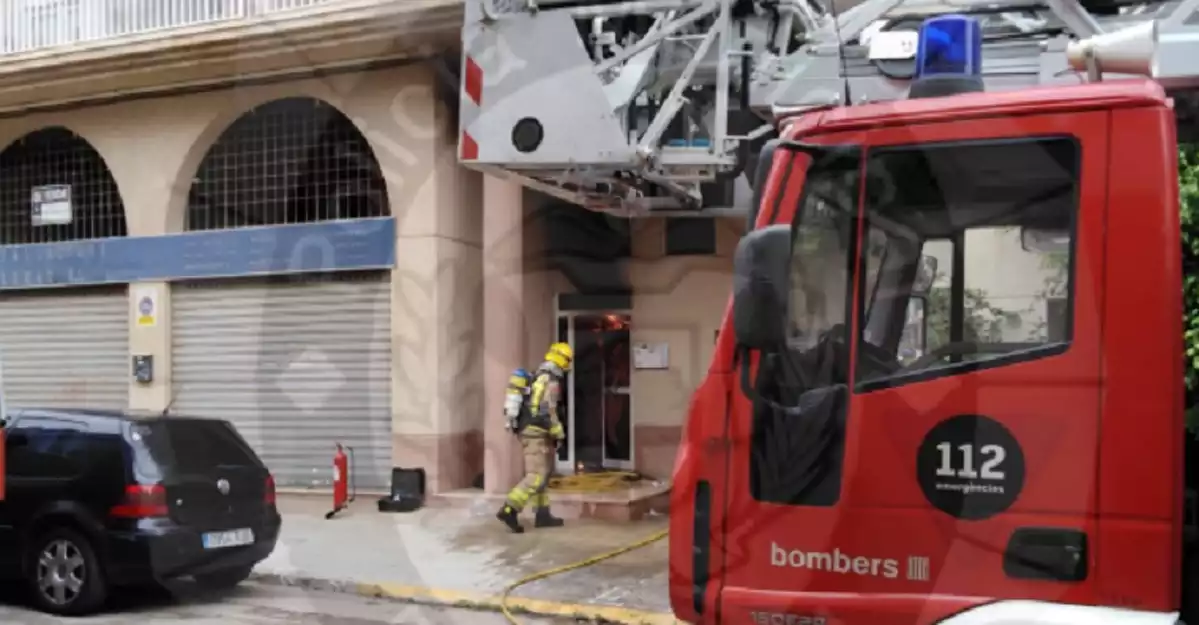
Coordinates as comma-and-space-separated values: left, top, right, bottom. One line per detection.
457, 0, 1199, 216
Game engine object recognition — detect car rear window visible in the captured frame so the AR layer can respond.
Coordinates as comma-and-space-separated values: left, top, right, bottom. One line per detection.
128, 419, 261, 478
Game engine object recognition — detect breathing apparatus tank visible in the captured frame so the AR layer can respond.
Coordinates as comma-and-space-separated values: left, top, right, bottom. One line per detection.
504, 368, 533, 433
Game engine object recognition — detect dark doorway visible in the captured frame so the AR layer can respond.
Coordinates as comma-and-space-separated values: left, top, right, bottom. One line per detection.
555, 312, 632, 472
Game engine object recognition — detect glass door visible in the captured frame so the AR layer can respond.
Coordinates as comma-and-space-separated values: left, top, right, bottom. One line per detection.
554, 311, 633, 473
555, 316, 573, 473
601, 314, 632, 470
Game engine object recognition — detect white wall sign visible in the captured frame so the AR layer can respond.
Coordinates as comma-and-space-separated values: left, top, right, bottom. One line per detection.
31, 184, 73, 226
633, 342, 669, 370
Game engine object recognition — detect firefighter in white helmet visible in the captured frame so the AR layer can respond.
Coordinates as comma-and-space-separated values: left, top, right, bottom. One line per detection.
496, 342, 573, 533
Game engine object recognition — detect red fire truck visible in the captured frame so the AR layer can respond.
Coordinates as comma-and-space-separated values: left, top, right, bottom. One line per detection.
454, 0, 1199, 619
667, 16, 1194, 625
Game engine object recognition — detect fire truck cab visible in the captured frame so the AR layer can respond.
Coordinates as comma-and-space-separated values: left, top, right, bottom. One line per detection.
668, 16, 1191, 625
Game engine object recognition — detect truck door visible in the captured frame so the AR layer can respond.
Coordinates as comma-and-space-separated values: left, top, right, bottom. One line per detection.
669, 130, 866, 623
720, 112, 1109, 625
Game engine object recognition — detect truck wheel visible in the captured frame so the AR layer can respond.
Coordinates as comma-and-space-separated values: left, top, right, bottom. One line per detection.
194, 564, 254, 591
25, 527, 108, 616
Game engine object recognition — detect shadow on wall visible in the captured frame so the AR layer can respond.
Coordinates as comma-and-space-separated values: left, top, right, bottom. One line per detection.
536, 201, 632, 295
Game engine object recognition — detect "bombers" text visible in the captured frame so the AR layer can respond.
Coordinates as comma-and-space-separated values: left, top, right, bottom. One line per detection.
770, 542, 900, 579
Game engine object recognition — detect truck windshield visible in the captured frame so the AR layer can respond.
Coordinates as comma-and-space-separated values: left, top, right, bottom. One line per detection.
780, 136, 1080, 394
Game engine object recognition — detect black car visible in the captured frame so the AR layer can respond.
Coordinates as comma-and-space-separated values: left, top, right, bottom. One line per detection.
0, 408, 281, 616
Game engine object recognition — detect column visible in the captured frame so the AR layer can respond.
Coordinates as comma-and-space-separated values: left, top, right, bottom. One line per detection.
483, 175, 526, 494
381, 65, 487, 495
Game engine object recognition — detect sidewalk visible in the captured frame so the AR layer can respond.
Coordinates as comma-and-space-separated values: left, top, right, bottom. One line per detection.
250, 495, 675, 623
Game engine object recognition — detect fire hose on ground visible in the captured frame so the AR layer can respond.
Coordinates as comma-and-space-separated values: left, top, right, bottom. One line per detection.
324, 455, 671, 624
547, 470, 645, 493
500, 470, 671, 625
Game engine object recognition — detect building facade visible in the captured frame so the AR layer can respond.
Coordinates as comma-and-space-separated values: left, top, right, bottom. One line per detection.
0, 0, 1067, 499
0, 0, 738, 497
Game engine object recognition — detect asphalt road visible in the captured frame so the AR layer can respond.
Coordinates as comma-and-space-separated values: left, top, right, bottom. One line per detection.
0, 581, 574, 624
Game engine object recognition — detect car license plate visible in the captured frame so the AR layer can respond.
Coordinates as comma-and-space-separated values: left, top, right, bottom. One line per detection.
202, 528, 254, 549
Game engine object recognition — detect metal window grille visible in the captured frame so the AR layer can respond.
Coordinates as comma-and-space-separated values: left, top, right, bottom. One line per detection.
186, 97, 390, 231
0, 126, 127, 245
1, 0, 340, 56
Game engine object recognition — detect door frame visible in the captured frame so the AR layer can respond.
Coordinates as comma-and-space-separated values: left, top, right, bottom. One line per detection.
553, 298, 635, 473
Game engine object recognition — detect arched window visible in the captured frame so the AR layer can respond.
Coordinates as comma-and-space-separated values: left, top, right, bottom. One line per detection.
186, 97, 389, 231
0, 127, 126, 244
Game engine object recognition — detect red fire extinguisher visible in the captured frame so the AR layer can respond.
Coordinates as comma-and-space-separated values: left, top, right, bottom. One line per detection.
324, 443, 355, 520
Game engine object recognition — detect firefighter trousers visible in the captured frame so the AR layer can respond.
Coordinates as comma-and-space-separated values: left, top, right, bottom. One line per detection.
504, 433, 558, 512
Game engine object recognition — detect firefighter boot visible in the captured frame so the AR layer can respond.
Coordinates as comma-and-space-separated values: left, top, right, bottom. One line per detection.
534, 506, 565, 528
496, 504, 525, 534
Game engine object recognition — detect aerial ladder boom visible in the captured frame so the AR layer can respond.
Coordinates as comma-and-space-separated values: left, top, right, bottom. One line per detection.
457, 0, 1199, 217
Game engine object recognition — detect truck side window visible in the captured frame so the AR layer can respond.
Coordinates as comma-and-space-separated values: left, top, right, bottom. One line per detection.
854, 136, 1079, 391
750, 148, 860, 507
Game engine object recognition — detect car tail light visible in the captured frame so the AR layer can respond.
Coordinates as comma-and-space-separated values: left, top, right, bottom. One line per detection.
109, 484, 168, 519
264, 474, 276, 506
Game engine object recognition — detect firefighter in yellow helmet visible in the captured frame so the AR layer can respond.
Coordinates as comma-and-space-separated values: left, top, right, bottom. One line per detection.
496, 342, 573, 533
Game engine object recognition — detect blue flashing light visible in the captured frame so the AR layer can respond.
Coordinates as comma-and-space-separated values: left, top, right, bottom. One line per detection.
914, 15, 983, 80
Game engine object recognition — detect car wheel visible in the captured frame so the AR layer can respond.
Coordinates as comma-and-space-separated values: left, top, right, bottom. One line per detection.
193, 564, 254, 591
26, 527, 107, 616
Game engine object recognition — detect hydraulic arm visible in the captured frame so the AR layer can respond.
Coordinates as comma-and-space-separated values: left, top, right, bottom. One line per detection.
457, 0, 1199, 216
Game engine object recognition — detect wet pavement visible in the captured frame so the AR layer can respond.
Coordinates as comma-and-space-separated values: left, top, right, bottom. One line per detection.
0, 582, 574, 624
260, 495, 671, 613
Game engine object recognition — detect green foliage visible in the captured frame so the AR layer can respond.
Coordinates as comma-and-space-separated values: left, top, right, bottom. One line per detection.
1180, 146, 1199, 434
916, 148, 1199, 434
926, 287, 1013, 351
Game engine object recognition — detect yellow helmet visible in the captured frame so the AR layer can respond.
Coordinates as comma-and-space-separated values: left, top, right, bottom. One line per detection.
545, 342, 573, 371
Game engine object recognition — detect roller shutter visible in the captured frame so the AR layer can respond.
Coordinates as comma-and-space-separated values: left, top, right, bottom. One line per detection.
171, 273, 393, 492
0, 286, 130, 411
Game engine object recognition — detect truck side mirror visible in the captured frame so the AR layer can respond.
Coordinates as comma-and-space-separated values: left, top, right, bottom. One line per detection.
913, 254, 937, 296
732, 224, 792, 349
1020, 227, 1070, 253
900, 295, 929, 361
